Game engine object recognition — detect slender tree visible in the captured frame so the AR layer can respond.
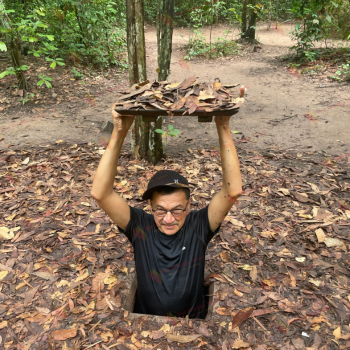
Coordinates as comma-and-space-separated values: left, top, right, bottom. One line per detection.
241, 0, 248, 35
125, 0, 167, 164
157, 0, 175, 81
125, 0, 150, 160
142, 0, 176, 164
241, 0, 257, 42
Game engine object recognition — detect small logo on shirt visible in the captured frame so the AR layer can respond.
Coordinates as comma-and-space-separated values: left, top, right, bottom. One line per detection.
133, 226, 146, 241
174, 179, 179, 183
149, 269, 162, 285
182, 246, 186, 250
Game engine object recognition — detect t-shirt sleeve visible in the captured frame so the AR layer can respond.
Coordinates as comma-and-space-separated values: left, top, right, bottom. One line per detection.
117, 206, 152, 245
192, 205, 222, 245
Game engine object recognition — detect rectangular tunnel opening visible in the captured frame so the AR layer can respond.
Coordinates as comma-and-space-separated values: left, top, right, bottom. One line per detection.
123, 272, 216, 321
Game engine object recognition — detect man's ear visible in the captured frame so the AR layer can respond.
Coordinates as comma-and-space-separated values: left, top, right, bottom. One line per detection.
187, 197, 191, 211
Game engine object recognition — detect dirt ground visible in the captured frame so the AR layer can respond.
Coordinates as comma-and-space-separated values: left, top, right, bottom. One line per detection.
0, 24, 349, 157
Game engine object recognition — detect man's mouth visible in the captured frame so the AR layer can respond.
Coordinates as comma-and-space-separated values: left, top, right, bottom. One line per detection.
163, 224, 176, 229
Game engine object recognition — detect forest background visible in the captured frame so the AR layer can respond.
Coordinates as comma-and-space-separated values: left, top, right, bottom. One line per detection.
1, 0, 349, 92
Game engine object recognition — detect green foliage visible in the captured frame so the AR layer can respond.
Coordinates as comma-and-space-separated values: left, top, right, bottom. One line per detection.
155, 124, 180, 149
185, 29, 208, 59
0, 41, 7, 51
331, 62, 350, 81
0, 65, 28, 79
144, 0, 294, 27
0, 0, 127, 89
289, 0, 350, 61
19, 93, 35, 105
46, 58, 65, 68
44, 0, 127, 67
71, 68, 84, 80
37, 74, 52, 88
184, 29, 242, 60
155, 124, 180, 138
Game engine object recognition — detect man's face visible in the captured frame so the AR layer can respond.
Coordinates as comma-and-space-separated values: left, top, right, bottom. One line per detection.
148, 190, 190, 235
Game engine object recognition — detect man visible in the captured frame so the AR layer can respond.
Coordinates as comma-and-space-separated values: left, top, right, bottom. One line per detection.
91, 104, 242, 319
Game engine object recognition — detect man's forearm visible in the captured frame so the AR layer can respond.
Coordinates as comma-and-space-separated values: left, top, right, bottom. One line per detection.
217, 124, 242, 197
91, 128, 126, 200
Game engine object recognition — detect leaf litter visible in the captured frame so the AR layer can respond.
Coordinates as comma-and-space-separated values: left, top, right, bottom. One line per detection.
0, 140, 349, 349
113, 77, 244, 116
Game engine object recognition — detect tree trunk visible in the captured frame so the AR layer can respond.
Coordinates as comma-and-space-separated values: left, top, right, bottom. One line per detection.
151, 0, 176, 164
241, 0, 248, 36
242, 0, 257, 42
10, 40, 28, 90
126, 0, 150, 160
157, 0, 174, 82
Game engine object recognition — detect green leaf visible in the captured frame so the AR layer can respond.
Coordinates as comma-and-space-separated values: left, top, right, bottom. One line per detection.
37, 80, 44, 86
36, 10, 45, 16
57, 61, 65, 66
342, 31, 350, 40
45, 35, 54, 41
168, 124, 174, 131
29, 37, 38, 43
231, 130, 241, 134
170, 129, 180, 136
45, 80, 52, 88
155, 129, 164, 134
0, 70, 14, 79
0, 42, 7, 52
50, 61, 57, 68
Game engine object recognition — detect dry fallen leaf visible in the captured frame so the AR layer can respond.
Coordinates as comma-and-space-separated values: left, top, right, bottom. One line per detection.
165, 333, 201, 343
21, 157, 30, 165
0, 227, 14, 240
104, 275, 118, 285
324, 237, 343, 247
216, 308, 231, 316
75, 271, 89, 282
249, 266, 258, 282
231, 307, 254, 329
0, 321, 8, 329
0, 271, 9, 281
51, 328, 77, 341
232, 339, 251, 349
333, 326, 341, 339
315, 228, 326, 243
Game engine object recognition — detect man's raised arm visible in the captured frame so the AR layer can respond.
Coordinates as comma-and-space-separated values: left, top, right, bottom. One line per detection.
208, 115, 243, 232
90, 104, 135, 230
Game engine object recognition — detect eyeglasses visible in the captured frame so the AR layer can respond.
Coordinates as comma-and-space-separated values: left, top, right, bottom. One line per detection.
151, 201, 189, 218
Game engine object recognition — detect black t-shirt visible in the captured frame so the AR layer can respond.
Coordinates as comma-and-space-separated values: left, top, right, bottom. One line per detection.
118, 205, 221, 319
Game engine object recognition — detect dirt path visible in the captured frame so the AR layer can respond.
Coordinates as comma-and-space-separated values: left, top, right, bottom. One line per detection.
1, 24, 349, 158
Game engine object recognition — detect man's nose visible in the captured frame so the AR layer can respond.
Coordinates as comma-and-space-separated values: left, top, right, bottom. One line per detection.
163, 212, 175, 223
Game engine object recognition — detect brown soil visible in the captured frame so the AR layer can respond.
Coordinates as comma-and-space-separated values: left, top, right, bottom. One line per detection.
0, 24, 349, 158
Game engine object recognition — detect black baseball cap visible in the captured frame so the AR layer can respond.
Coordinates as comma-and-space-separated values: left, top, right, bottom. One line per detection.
142, 170, 190, 200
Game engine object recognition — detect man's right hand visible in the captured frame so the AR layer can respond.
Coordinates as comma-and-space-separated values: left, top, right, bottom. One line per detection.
112, 102, 135, 134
